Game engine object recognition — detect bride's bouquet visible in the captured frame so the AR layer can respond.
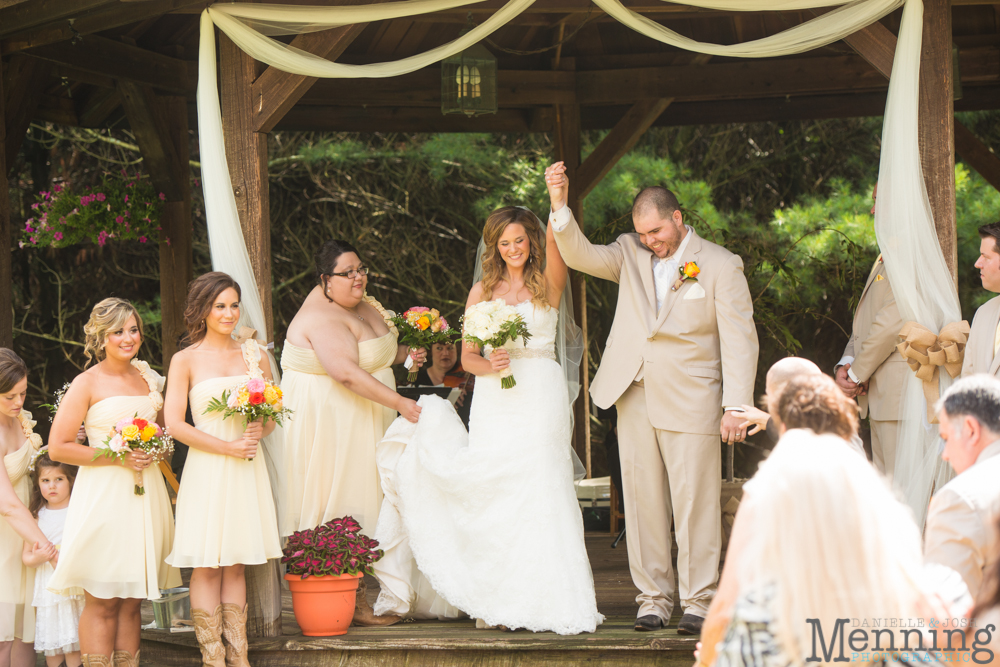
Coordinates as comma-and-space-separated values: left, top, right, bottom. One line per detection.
204, 377, 293, 460
391, 306, 459, 383
462, 299, 531, 389
94, 415, 174, 495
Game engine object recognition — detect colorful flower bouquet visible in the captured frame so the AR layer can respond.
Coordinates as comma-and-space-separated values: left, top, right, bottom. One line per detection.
94, 415, 174, 495
203, 377, 293, 460
462, 299, 532, 389
282, 517, 384, 579
391, 306, 459, 383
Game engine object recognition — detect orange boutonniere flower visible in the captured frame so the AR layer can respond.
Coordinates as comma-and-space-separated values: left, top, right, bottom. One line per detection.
671, 261, 701, 292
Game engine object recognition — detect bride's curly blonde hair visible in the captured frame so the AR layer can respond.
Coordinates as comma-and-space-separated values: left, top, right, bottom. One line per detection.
83, 298, 143, 367
480, 207, 548, 307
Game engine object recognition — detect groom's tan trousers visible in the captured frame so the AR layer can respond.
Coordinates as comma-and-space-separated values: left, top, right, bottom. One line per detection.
617, 381, 721, 620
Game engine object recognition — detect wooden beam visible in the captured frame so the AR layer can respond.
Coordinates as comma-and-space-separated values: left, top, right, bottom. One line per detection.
252, 0, 386, 135
577, 99, 671, 199
1, 0, 207, 54
158, 95, 192, 371
77, 87, 121, 128
919, 0, 957, 282
277, 106, 541, 132
0, 57, 12, 349
117, 80, 184, 202
955, 118, 1000, 192
3, 54, 49, 176
0, 0, 115, 38
26, 34, 195, 96
554, 102, 591, 477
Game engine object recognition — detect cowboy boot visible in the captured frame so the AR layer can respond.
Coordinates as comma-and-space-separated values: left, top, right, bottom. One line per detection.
81, 655, 112, 667
111, 650, 139, 667
352, 577, 403, 627
192, 605, 227, 667
220, 603, 251, 667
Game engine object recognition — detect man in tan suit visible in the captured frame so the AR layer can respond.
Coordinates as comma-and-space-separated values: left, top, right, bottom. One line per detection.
834, 186, 907, 478
962, 223, 1000, 378
926, 375, 1000, 596
544, 162, 758, 634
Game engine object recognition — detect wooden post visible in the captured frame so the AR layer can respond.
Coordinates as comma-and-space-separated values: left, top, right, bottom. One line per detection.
0, 58, 11, 349
221, 33, 273, 341
219, 31, 281, 637
555, 102, 591, 477
159, 96, 192, 370
918, 0, 957, 283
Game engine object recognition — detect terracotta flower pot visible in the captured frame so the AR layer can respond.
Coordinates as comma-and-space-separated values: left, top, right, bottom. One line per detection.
284, 572, 361, 636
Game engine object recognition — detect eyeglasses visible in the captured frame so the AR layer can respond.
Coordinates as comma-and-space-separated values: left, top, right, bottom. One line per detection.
329, 266, 369, 279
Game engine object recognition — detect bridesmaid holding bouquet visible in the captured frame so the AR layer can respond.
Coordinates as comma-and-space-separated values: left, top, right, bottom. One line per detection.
48, 298, 180, 667
163, 272, 281, 667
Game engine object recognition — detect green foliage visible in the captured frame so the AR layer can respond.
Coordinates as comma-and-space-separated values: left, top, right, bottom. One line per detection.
20, 171, 164, 249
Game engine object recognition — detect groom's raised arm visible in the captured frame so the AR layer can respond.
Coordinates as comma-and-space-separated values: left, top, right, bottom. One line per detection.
544, 161, 623, 283
549, 206, 624, 283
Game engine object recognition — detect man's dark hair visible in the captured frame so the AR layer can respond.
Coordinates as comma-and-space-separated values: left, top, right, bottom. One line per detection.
937, 375, 1000, 435
632, 187, 681, 220
978, 222, 1000, 254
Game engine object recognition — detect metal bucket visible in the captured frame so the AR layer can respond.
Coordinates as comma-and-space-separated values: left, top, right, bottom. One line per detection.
151, 587, 191, 629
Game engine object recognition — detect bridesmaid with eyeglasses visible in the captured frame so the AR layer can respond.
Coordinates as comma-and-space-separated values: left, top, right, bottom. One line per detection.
279, 240, 424, 626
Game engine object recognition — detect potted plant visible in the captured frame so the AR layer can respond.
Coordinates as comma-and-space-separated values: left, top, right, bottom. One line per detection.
282, 516, 384, 636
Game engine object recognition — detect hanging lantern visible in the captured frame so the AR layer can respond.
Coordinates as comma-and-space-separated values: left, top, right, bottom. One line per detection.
441, 38, 498, 117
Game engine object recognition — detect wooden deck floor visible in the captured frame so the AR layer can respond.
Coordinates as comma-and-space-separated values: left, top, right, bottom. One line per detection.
140, 532, 700, 666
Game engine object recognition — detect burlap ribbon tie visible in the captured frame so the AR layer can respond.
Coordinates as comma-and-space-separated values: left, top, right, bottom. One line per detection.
235, 326, 259, 345
895, 320, 970, 423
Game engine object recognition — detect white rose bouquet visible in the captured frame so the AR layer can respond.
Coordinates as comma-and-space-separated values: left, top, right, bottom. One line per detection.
462, 299, 531, 389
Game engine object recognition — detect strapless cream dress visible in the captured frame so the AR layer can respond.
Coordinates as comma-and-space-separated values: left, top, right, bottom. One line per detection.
280, 331, 398, 537
48, 363, 181, 600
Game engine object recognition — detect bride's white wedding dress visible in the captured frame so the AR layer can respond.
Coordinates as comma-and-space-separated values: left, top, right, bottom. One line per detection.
372, 300, 603, 635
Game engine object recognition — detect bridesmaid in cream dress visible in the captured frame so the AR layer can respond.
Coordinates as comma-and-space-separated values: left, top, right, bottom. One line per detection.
281, 239, 424, 626
48, 299, 180, 667
164, 272, 281, 667
0, 349, 54, 667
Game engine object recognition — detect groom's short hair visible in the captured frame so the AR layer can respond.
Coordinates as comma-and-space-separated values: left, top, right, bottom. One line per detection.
632, 187, 681, 221
978, 222, 1000, 254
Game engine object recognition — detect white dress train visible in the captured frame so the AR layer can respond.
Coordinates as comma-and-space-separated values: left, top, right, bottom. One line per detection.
372, 301, 603, 635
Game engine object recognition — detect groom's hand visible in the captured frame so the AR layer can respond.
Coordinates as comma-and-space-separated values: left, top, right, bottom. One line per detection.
720, 411, 747, 445
544, 162, 569, 212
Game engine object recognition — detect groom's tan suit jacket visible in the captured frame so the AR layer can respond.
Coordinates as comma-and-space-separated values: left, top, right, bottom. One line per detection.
962, 295, 1000, 379
552, 211, 757, 435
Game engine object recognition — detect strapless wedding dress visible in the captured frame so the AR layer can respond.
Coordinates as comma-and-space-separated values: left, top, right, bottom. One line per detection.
373, 300, 603, 635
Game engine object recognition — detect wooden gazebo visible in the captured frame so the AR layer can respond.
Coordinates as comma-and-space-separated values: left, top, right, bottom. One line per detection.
2, 0, 1000, 662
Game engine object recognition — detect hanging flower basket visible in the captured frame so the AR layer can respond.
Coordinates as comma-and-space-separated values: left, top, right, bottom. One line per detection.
19, 170, 166, 249
281, 516, 384, 636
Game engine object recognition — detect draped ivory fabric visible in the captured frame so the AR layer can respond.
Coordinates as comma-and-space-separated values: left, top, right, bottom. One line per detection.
198, 0, 954, 523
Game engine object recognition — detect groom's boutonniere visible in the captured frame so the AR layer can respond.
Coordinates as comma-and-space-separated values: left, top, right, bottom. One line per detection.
671, 261, 701, 292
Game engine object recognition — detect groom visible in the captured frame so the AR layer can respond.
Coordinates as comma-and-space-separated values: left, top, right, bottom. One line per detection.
544, 162, 758, 634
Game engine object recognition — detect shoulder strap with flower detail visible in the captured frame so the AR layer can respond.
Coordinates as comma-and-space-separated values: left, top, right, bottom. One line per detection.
363, 295, 398, 335
130, 359, 164, 411
241, 340, 264, 380
18, 410, 44, 452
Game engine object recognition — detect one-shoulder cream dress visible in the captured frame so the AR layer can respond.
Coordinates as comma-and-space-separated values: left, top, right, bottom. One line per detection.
280, 325, 398, 537
167, 341, 281, 568
48, 361, 181, 600
0, 411, 42, 642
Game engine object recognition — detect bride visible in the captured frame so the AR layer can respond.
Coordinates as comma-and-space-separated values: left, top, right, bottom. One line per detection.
372, 205, 603, 635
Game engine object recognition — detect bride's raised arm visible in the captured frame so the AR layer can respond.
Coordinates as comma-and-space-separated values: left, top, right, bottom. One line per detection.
544, 220, 569, 308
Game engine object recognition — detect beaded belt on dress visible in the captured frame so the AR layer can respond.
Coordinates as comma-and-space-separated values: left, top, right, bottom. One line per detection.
508, 348, 556, 360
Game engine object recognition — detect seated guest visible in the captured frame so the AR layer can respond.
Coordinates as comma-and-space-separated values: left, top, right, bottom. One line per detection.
738, 357, 822, 444
709, 432, 968, 667
774, 375, 865, 457
925, 374, 1000, 597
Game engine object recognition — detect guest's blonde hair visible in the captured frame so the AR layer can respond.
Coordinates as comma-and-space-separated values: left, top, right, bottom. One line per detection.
83, 298, 143, 367
739, 431, 924, 666
480, 207, 548, 307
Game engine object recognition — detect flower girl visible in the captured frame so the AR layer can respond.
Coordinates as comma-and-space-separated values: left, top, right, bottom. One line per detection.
22, 449, 83, 667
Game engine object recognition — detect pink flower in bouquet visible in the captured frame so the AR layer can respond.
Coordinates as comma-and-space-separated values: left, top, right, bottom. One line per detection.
246, 377, 266, 394
116, 417, 134, 432
227, 391, 241, 409
108, 434, 127, 453
153, 424, 163, 437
